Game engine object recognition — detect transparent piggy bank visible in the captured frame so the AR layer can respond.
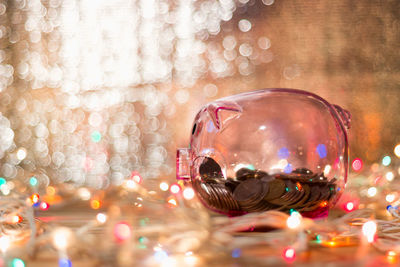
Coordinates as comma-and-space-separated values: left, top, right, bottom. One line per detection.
177, 88, 351, 218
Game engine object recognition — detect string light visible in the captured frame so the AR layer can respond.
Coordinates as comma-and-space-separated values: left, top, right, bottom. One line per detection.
160, 182, 169, 192
114, 222, 132, 242
382, 156, 391, 166
0, 235, 10, 253
362, 221, 377, 243
283, 247, 296, 262
183, 188, 195, 200
170, 183, 181, 194
386, 194, 395, 203
386, 172, 394, 182
11, 258, 25, 267
286, 211, 302, 229
29, 176, 38, 186
394, 144, 400, 158
90, 199, 101, 210
53, 228, 72, 251
367, 187, 377, 197
39, 202, 50, 211
345, 202, 355, 211
352, 158, 363, 171
96, 213, 107, 224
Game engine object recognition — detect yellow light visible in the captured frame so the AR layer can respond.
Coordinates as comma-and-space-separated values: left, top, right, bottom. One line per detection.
394, 144, 400, 158
46, 186, 56, 196
386, 172, 394, 182
362, 221, 377, 243
386, 194, 395, 203
159, 182, 169, 192
53, 227, 71, 250
167, 198, 177, 206
10, 215, 22, 224
328, 241, 336, 247
367, 187, 377, 197
96, 213, 107, 224
286, 212, 302, 229
183, 188, 195, 200
90, 199, 101, 210
388, 251, 396, 257
0, 235, 10, 253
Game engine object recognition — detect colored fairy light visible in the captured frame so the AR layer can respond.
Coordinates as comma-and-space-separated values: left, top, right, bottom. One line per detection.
284, 163, 293, 174
159, 182, 169, 191
323, 165, 331, 175
124, 179, 137, 190
167, 197, 177, 207
39, 202, 50, 211
90, 200, 101, 210
287, 211, 302, 229
91, 131, 102, 143
58, 258, 72, 267
231, 248, 241, 258
0, 235, 10, 253
394, 144, 400, 158
278, 147, 290, 159
31, 194, 40, 204
96, 213, 107, 224
16, 148, 27, 160
170, 183, 181, 194
386, 172, 394, 182
386, 194, 395, 203
53, 228, 71, 250
154, 250, 168, 262
367, 187, 377, 197
29, 176, 38, 186
77, 188, 91, 200
9, 215, 22, 224
11, 258, 25, 267
352, 158, 363, 171
0, 178, 5, 186
382, 156, 391, 166
183, 188, 195, 200
47, 186, 56, 196
345, 202, 354, 211
283, 247, 296, 262
316, 144, 327, 158
362, 221, 377, 243
132, 173, 143, 184
114, 222, 132, 242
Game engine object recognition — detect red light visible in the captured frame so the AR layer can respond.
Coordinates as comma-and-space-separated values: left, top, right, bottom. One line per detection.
114, 222, 132, 242
352, 158, 363, 172
131, 171, 143, 184
345, 202, 355, 211
39, 202, 49, 211
283, 247, 296, 262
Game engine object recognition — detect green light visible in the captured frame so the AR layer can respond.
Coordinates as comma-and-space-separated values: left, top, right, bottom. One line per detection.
289, 209, 297, 215
91, 131, 102, 143
0, 177, 6, 186
29, 177, 38, 186
285, 187, 289, 192
12, 258, 25, 267
139, 236, 145, 243
382, 156, 391, 166
316, 235, 322, 243
247, 164, 256, 171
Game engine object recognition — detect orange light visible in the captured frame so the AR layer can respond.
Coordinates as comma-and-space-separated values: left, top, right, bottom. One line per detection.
8, 215, 22, 224
167, 197, 177, 207
46, 186, 56, 196
328, 241, 336, 247
31, 194, 40, 204
320, 201, 328, 207
388, 250, 397, 264
296, 182, 302, 191
90, 199, 101, 209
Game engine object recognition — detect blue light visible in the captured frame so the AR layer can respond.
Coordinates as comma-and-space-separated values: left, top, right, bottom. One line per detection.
207, 121, 215, 133
154, 250, 168, 262
59, 258, 72, 267
232, 248, 241, 258
278, 147, 290, 159
316, 144, 327, 158
284, 163, 293, 173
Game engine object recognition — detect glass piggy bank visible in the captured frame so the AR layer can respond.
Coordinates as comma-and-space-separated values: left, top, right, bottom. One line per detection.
177, 88, 351, 218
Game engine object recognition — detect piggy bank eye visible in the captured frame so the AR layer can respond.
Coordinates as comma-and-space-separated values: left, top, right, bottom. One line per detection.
192, 123, 197, 135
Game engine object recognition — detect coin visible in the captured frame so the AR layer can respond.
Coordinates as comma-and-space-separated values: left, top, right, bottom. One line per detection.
236, 168, 257, 181
293, 168, 313, 175
199, 157, 223, 180
264, 179, 286, 201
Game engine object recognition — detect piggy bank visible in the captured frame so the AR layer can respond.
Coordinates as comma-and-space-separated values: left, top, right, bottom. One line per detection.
177, 88, 351, 218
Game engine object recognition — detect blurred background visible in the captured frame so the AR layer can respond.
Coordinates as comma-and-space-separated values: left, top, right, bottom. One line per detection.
0, 0, 398, 187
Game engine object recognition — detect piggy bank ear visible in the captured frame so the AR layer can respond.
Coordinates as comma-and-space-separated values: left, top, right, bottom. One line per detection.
207, 101, 242, 130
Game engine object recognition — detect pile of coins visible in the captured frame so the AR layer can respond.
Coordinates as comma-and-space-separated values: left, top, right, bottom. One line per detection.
192, 158, 337, 214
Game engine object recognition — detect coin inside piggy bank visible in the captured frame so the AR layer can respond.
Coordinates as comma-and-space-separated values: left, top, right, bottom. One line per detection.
177, 88, 351, 218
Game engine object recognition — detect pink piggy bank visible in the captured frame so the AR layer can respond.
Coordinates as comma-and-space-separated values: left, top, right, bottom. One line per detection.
177, 88, 351, 218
